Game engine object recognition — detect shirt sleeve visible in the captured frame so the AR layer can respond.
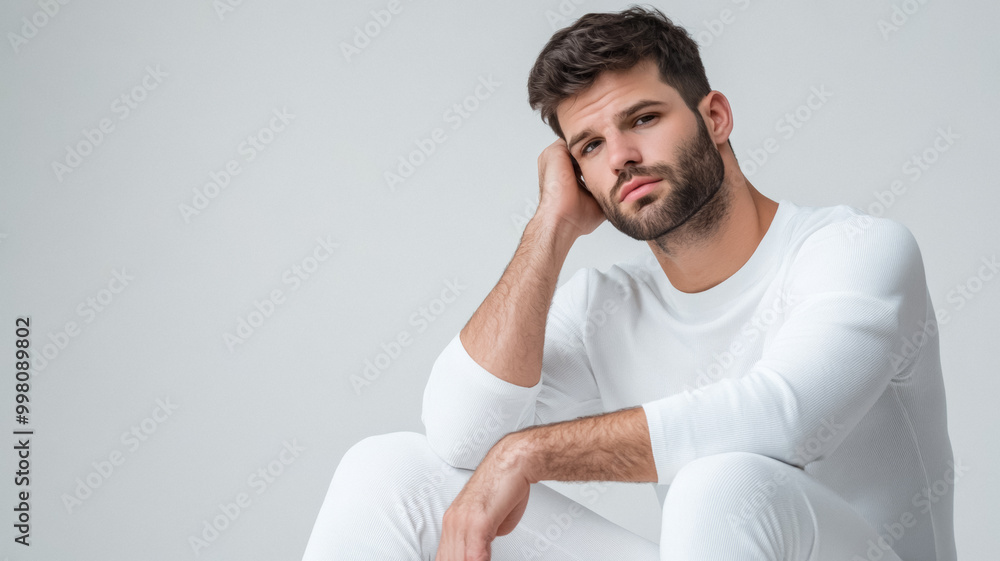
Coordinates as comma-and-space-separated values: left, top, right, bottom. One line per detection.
421, 268, 603, 470
641, 216, 931, 484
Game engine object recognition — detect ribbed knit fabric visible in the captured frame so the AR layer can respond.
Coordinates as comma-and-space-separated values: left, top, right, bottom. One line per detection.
300, 432, 662, 560
421, 200, 956, 561
300, 431, 915, 560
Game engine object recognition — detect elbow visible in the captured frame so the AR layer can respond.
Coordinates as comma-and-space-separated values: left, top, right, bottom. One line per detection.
783, 415, 849, 468
421, 381, 518, 471
423, 408, 517, 470
420, 335, 541, 470
422, 397, 534, 471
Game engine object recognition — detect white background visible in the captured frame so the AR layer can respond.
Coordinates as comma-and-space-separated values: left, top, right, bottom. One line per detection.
1, 0, 996, 559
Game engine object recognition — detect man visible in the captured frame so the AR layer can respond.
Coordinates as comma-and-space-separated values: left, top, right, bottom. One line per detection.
302, 6, 956, 560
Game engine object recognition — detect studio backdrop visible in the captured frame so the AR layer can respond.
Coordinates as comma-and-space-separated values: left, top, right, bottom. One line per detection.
1, 0, 996, 559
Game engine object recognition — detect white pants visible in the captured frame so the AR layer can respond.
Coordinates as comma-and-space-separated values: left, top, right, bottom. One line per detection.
301, 432, 903, 560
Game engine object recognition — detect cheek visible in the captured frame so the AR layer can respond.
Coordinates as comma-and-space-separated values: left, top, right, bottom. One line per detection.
590, 180, 614, 208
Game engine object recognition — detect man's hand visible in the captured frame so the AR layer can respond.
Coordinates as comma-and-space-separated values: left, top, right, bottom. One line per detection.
435, 437, 532, 561
434, 408, 656, 559
536, 139, 606, 238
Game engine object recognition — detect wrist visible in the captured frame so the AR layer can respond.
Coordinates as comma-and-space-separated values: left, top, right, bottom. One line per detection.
491, 432, 540, 484
526, 213, 579, 252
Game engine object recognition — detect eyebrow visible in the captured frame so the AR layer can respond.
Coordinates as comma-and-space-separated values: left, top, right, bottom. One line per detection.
566, 99, 667, 153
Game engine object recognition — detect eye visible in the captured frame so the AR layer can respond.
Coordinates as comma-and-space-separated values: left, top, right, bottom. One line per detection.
581, 139, 602, 156
635, 114, 656, 127
579, 114, 657, 157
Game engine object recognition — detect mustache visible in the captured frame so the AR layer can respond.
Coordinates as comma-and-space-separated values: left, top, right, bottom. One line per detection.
613, 163, 676, 199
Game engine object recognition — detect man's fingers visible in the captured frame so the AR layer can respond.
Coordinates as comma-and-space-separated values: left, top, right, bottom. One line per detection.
437, 514, 494, 561
437, 534, 491, 561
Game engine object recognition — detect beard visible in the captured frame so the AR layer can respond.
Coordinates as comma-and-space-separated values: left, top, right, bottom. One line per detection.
599, 113, 730, 252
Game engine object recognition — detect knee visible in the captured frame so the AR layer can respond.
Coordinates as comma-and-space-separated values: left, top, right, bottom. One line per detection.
341, 431, 430, 466
333, 431, 467, 497
337, 431, 436, 479
660, 453, 815, 557
664, 452, 799, 520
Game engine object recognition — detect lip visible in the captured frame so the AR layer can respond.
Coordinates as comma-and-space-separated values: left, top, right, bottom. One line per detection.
619, 177, 661, 203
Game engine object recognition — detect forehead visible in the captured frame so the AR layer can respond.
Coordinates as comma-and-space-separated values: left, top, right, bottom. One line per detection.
555, 59, 682, 137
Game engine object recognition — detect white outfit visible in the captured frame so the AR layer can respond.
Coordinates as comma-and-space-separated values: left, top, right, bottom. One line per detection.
302, 200, 956, 560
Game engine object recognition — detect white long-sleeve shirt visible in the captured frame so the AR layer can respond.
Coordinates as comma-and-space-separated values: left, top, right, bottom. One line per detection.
422, 199, 956, 561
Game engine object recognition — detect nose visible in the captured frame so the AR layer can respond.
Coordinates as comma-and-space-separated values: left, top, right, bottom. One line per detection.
606, 130, 642, 177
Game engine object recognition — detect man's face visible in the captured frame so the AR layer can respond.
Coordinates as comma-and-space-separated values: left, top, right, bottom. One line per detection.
556, 60, 726, 241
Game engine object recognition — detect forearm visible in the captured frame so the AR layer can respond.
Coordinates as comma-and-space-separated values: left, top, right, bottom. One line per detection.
460, 215, 578, 388
497, 406, 658, 484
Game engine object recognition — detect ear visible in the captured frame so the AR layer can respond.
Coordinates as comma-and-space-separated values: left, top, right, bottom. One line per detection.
698, 91, 734, 147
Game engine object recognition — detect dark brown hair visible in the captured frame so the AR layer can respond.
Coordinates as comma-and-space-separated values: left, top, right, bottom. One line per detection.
527, 5, 712, 141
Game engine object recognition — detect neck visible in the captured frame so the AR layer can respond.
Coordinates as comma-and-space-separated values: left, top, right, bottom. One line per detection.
648, 172, 778, 294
